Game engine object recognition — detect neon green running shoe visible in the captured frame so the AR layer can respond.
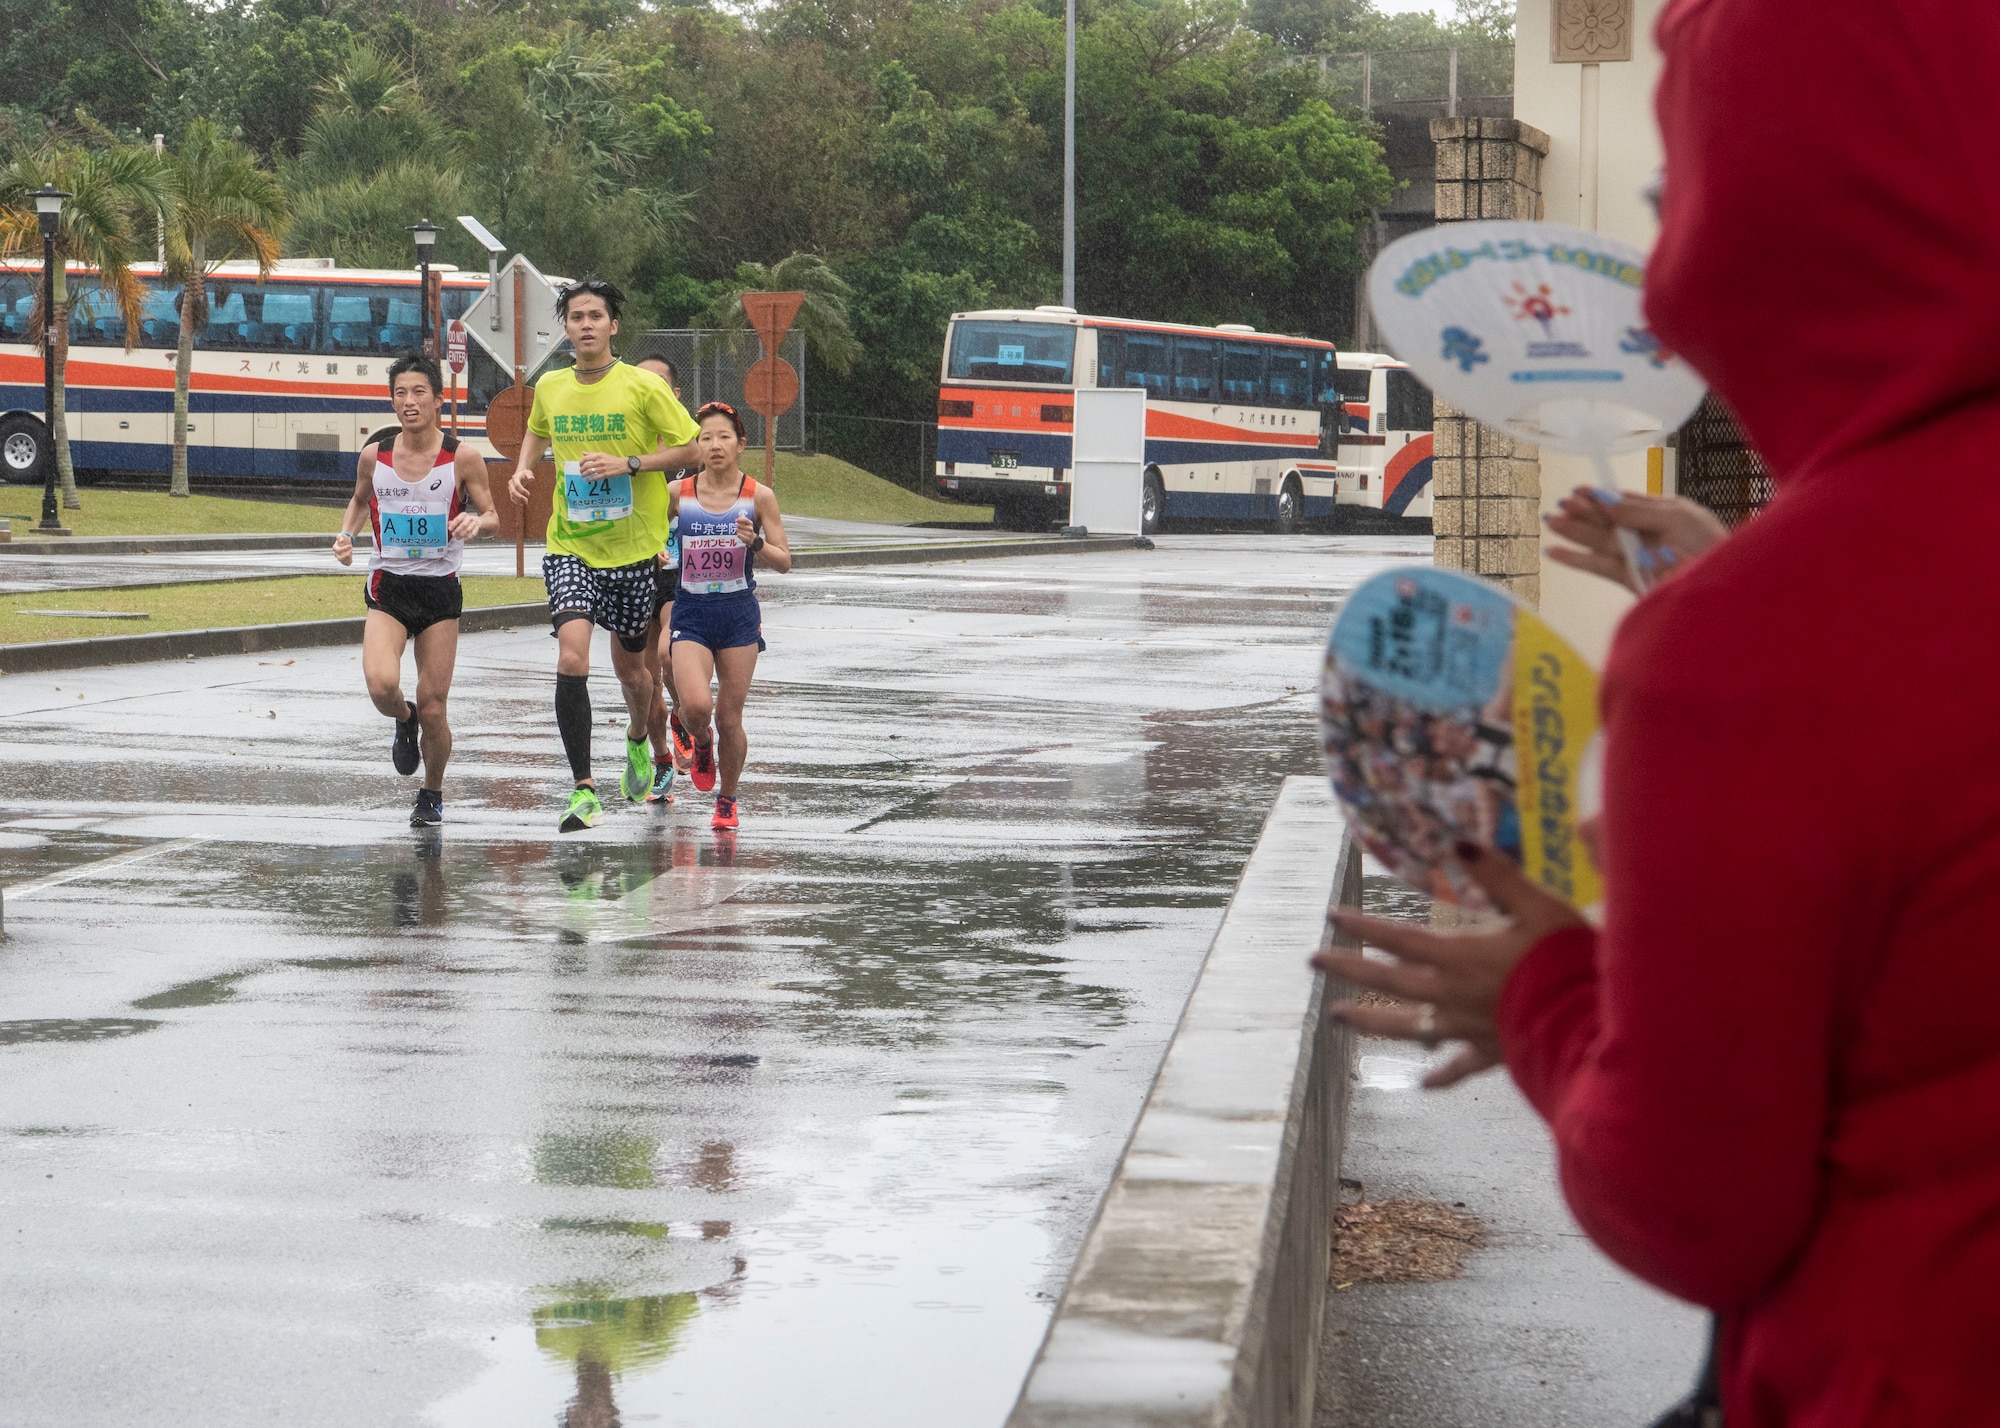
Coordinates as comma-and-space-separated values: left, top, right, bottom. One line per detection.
619, 736, 654, 803
559, 784, 603, 833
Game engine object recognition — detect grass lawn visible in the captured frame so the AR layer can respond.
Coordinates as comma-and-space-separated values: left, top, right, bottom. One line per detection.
0, 574, 545, 648
0, 452, 984, 538
763, 452, 989, 524
0, 488, 344, 538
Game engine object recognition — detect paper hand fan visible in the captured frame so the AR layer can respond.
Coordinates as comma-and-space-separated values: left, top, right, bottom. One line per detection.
1367, 220, 1706, 589
1321, 565, 1600, 909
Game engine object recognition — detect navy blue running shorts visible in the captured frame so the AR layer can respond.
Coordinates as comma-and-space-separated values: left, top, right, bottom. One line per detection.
669, 590, 765, 654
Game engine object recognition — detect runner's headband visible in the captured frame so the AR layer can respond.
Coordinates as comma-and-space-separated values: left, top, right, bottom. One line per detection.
697, 401, 747, 439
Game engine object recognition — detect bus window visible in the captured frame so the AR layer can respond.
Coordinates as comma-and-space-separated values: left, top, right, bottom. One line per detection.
1096, 329, 1122, 388
1173, 338, 1217, 402
1387, 368, 1433, 431
327, 292, 374, 352
1266, 346, 1312, 408
1119, 333, 1170, 397
256, 289, 317, 351
138, 284, 180, 349
947, 319, 1076, 383
199, 287, 253, 349
67, 281, 126, 347
0, 273, 31, 343
1330, 367, 1371, 403
1222, 343, 1265, 403
383, 295, 422, 350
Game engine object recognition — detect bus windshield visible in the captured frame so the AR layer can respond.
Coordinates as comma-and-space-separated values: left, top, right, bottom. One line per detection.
947, 320, 1076, 384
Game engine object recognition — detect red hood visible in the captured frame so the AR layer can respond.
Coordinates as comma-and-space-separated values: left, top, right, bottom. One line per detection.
1645, 0, 2000, 481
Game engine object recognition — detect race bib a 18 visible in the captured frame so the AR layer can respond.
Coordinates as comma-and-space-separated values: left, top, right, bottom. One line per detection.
379, 508, 448, 559
563, 462, 633, 523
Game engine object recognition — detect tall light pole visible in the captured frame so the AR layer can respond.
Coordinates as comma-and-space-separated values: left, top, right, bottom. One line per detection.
408, 219, 439, 355
1063, 0, 1076, 309
32, 185, 68, 534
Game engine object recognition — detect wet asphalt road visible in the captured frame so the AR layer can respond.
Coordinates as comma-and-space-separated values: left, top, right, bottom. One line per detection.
0, 517, 1038, 596
0, 534, 1425, 1427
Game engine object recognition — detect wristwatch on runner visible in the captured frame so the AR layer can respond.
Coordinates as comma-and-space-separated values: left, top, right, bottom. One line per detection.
626, 455, 643, 475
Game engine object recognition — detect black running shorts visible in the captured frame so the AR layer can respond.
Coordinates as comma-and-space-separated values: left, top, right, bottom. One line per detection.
543, 552, 656, 643
365, 570, 464, 637
653, 563, 680, 621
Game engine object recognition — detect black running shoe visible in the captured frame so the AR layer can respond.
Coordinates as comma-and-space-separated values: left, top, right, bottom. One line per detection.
411, 788, 443, 827
393, 700, 421, 776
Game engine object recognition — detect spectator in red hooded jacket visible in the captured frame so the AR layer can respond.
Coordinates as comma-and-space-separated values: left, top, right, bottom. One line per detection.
1315, 2, 2000, 1424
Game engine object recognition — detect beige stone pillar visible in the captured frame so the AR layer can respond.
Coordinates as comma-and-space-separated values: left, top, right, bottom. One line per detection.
1425, 118, 1551, 605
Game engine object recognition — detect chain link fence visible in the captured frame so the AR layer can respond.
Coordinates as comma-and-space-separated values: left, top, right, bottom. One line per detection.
625, 329, 807, 450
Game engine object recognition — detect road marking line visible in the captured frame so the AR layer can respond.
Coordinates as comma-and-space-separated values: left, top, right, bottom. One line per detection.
6, 837, 204, 902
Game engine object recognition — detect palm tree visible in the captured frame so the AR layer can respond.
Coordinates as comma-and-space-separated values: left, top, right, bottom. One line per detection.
699, 252, 863, 374
161, 120, 286, 498
0, 146, 171, 508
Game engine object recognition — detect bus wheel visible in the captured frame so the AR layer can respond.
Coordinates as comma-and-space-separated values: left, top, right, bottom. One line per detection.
1275, 475, 1304, 534
0, 414, 49, 485
1141, 469, 1165, 535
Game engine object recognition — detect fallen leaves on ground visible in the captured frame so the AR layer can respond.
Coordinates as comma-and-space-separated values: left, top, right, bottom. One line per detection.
1331, 1197, 1486, 1286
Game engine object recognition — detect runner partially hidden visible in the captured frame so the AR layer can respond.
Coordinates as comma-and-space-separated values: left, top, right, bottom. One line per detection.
333, 353, 499, 826
634, 354, 693, 804
506, 279, 700, 832
668, 401, 792, 830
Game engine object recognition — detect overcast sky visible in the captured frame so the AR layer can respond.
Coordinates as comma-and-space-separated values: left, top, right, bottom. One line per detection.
1375, 0, 1458, 15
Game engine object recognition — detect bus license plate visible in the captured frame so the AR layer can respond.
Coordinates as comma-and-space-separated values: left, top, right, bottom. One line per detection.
989, 451, 1019, 470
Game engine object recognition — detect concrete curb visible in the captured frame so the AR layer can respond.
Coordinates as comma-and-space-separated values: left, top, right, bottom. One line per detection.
0, 531, 365, 557
1007, 777, 1361, 1428
790, 534, 1144, 568
0, 535, 1151, 673
0, 602, 551, 674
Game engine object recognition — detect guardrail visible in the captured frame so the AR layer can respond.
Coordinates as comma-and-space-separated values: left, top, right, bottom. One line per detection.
1007, 776, 1361, 1428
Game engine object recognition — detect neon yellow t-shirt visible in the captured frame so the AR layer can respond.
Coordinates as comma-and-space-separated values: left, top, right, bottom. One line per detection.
527, 362, 698, 568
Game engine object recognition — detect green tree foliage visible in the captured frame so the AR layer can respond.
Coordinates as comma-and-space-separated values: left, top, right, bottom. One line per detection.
0, 143, 171, 506
161, 119, 288, 496
0, 0, 1421, 480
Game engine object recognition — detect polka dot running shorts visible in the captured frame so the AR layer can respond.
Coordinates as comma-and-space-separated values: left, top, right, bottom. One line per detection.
542, 552, 657, 644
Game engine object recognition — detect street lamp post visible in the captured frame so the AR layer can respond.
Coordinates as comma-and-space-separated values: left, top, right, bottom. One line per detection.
408, 219, 439, 355
32, 185, 69, 534
1062, 0, 1076, 309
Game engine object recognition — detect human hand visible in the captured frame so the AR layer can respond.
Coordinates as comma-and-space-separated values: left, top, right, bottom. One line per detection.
1312, 842, 1587, 1088
507, 467, 533, 505
448, 511, 482, 540
736, 514, 756, 546
577, 451, 626, 479
332, 531, 353, 567
1544, 487, 1727, 593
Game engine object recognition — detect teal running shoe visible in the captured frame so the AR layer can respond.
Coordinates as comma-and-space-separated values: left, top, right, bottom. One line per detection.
619, 736, 654, 803
560, 785, 603, 833
647, 759, 675, 805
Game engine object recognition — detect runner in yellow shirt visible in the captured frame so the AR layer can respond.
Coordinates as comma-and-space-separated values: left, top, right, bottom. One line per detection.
506, 279, 699, 832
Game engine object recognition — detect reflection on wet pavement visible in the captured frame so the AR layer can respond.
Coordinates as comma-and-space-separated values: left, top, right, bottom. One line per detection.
0, 533, 1426, 1425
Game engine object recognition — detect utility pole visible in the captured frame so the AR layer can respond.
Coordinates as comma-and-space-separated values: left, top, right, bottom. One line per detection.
1063, 0, 1077, 308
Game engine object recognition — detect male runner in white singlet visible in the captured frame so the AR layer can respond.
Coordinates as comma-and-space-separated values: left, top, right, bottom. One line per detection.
334, 353, 498, 826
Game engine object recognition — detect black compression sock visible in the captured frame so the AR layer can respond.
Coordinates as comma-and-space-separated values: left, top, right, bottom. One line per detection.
555, 673, 593, 784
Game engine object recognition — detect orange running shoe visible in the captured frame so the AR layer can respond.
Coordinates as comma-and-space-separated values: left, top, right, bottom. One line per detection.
711, 794, 739, 830
690, 738, 717, 792
670, 715, 695, 774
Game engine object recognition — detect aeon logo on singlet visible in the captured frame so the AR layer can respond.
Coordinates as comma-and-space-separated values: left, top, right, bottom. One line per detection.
1507, 282, 1591, 360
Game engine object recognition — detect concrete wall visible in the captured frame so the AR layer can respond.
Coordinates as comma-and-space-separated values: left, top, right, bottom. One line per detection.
1514, 0, 1671, 664
1007, 778, 1363, 1428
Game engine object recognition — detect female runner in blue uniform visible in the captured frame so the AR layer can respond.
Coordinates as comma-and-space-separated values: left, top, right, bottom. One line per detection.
667, 401, 792, 829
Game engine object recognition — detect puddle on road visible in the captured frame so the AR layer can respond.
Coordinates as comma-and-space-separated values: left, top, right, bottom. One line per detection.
0, 1017, 161, 1045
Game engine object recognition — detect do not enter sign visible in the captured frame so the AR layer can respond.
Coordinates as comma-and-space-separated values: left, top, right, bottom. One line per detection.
446, 320, 468, 375
744, 356, 799, 418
